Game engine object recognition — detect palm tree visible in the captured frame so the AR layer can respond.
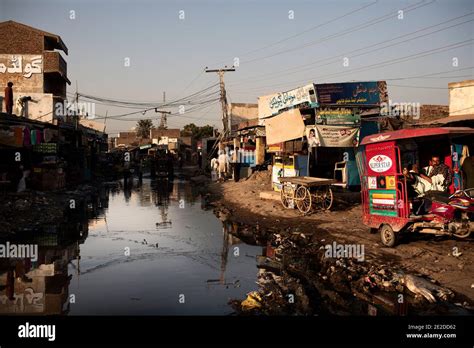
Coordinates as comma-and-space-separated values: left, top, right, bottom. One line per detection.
136, 119, 154, 138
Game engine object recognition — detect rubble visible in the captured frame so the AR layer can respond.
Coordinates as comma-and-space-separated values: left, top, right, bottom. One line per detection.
230, 229, 465, 315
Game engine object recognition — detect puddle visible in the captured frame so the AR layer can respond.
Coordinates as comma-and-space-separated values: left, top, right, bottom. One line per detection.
0, 179, 261, 315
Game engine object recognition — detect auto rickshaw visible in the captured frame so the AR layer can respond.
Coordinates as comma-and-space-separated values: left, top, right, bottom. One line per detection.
357, 127, 474, 247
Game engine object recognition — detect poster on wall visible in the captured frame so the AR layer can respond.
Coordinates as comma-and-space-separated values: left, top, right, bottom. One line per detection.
305, 126, 320, 147
315, 125, 360, 147
315, 81, 388, 106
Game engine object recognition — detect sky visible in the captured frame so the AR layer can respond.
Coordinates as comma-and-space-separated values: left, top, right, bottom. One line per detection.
1, 0, 473, 136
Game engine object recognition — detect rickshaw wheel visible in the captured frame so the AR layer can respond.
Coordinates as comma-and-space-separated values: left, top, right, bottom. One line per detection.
380, 224, 398, 247
313, 186, 334, 210
280, 183, 295, 209
295, 186, 312, 214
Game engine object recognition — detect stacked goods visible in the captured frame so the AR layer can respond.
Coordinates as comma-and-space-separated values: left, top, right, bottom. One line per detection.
33, 143, 57, 153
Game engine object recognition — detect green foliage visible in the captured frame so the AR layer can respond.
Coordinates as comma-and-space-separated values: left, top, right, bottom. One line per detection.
181, 123, 214, 140
136, 119, 154, 138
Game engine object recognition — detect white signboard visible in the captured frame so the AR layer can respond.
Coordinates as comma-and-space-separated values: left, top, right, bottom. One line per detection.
368, 155, 393, 173
258, 83, 317, 119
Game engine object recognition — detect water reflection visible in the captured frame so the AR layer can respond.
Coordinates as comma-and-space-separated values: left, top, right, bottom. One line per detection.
0, 190, 107, 315
0, 179, 261, 315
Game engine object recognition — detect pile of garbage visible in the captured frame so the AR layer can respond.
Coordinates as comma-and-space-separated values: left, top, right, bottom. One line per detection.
231, 231, 466, 315
0, 192, 65, 237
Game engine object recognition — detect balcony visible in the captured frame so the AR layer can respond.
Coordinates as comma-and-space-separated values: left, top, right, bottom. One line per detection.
43, 51, 70, 84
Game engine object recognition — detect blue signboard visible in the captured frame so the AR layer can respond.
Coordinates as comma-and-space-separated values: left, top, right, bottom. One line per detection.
315, 81, 388, 106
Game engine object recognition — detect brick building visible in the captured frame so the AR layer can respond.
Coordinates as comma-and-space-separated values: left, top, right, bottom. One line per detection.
0, 21, 70, 122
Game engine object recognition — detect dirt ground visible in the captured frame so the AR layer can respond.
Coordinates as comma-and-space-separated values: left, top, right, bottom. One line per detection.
205, 170, 474, 304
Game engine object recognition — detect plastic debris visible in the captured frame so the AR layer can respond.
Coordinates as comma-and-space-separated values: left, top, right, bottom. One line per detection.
241, 291, 262, 310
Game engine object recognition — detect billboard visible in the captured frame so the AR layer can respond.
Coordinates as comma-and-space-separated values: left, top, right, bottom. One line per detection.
315, 125, 360, 147
315, 81, 388, 106
258, 83, 318, 119
317, 107, 360, 125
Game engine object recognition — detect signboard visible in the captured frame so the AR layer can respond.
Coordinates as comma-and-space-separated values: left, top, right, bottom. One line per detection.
265, 109, 305, 145
314, 125, 359, 147
317, 107, 360, 125
369, 189, 397, 217
365, 141, 397, 176
267, 143, 284, 153
315, 81, 388, 106
258, 83, 318, 119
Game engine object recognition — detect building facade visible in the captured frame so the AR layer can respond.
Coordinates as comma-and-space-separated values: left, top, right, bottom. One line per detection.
0, 21, 71, 122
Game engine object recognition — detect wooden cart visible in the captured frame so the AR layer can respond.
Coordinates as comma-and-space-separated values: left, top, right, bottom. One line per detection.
279, 176, 337, 214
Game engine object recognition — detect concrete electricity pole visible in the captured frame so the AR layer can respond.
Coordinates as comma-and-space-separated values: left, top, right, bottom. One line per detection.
205, 66, 235, 137
159, 91, 168, 129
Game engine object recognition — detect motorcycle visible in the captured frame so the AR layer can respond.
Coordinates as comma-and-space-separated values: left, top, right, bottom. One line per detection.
410, 188, 474, 239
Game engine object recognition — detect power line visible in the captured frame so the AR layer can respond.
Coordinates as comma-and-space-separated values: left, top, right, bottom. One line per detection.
229, 11, 474, 87
233, 39, 473, 93
209, 0, 379, 66
241, 0, 434, 65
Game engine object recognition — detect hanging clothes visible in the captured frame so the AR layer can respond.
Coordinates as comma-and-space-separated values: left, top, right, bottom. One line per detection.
23, 127, 31, 146
36, 130, 43, 144
13, 127, 23, 146
30, 129, 37, 145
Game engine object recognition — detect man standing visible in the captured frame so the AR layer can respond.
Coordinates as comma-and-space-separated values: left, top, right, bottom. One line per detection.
4, 82, 14, 115
232, 147, 241, 182
217, 149, 228, 180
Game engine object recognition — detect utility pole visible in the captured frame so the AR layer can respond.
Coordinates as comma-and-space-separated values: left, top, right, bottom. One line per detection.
159, 91, 167, 129
205, 66, 235, 137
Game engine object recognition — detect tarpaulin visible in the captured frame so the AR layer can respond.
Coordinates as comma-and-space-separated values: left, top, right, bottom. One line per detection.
315, 125, 360, 147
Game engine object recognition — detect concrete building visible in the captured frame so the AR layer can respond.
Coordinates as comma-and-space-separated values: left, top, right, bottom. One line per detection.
0, 21, 71, 122
150, 128, 180, 148
449, 79, 474, 116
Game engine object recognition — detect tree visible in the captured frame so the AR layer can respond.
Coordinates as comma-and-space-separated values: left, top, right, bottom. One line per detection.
181, 123, 214, 139
136, 119, 154, 139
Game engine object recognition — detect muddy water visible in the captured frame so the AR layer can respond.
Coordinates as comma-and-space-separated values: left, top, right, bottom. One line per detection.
0, 179, 261, 315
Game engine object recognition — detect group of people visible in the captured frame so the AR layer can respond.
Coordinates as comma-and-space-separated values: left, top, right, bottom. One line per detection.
403, 156, 453, 196
210, 147, 241, 182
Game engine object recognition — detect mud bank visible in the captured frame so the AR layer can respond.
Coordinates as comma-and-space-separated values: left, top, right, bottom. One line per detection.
0, 184, 102, 239
196, 170, 474, 312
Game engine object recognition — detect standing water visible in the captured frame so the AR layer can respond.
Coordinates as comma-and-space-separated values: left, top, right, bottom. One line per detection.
0, 179, 261, 315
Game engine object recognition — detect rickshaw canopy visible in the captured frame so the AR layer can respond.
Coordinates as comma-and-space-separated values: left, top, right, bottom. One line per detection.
360, 127, 474, 146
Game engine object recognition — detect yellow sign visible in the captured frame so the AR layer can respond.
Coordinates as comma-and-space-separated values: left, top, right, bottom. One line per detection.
386, 176, 396, 189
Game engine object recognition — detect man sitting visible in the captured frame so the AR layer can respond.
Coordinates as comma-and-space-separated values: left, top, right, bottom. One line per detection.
403, 156, 453, 214
418, 156, 452, 192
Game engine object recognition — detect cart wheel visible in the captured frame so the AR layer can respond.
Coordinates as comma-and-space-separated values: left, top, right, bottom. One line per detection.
380, 224, 398, 247
313, 186, 334, 210
280, 183, 295, 209
295, 186, 312, 214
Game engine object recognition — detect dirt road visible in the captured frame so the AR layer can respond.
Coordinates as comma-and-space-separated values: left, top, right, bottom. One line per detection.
205, 170, 474, 305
